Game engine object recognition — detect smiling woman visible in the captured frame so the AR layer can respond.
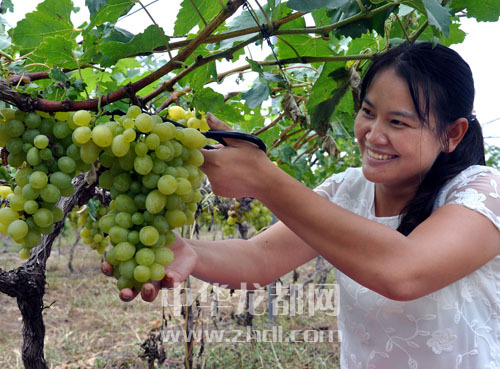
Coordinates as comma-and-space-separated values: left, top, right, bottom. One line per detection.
105, 41, 500, 369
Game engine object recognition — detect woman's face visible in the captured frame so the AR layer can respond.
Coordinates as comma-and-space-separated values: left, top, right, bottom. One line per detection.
354, 67, 443, 192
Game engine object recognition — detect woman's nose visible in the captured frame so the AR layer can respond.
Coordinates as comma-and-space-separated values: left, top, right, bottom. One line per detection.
365, 120, 389, 145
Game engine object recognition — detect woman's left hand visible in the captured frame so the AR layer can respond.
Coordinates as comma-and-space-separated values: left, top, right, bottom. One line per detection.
200, 113, 274, 199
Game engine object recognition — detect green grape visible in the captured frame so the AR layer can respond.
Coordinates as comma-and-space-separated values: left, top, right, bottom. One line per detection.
157, 175, 177, 195
7, 219, 28, 242
118, 258, 137, 279
105, 248, 119, 266
118, 149, 136, 171
139, 225, 159, 246
152, 215, 169, 234
145, 190, 166, 214
152, 159, 166, 175
91, 125, 113, 147
53, 121, 71, 139
171, 140, 183, 157
33, 134, 49, 149
72, 126, 92, 145
127, 105, 141, 119
73, 110, 92, 126
6, 119, 25, 137
26, 147, 41, 166
114, 194, 138, 214
58, 156, 76, 174
165, 194, 182, 210
108, 226, 129, 245
22, 184, 40, 200
33, 208, 53, 228
145, 133, 160, 150
7, 152, 24, 167
127, 230, 140, 244
80, 141, 101, 164
122, 128, 136, 143
133, 265, 151, 283
9, 194, 26, 212
135, 248, 155, 266
98, 170, 114, 190
50, 172, 72, 190
98, 213, 116, 234
24, 229, 42, 248
186, 148, 204, 167
39, 148, 53, 161
153, 123, 175, 142
134, 155, 153, 175
113, 173, 132, 192
165, 209, 187, 228
134, 141, 148, 157
111, 134, 130, 157
40, 184, 60, 203
155, 144, 172, 161
131, 212, 144, 225
98, 151, 114, 168
150, 263, 166, 281
155, 247, 174, 265
6, 137, 23, 154
115, 212, 133, 229
113, 242, 136, 261
130, 181, 141, 194
24, 113, 42, 129
175, 177, 192, 196
22, 143, 33, 153
117, 276, 134, 290
65, 145, 80, 162
19, 248, 31, 260
135, 113, 154, 133
29, 171, 48, 189
122, 118, 135, 129
142, 173, 159, 189
52, 206, 64, 222
23, 200, 39, 214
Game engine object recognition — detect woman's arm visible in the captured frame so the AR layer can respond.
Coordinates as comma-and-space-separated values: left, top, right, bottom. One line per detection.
202, 115, 500, 301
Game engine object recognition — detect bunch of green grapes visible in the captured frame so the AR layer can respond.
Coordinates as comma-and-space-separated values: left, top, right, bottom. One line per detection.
0, 109, 84, 259
81, 105, 206, 291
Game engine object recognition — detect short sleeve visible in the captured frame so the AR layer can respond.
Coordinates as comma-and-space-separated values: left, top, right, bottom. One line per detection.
436, 166, 500, 231
314, 170, 349, 201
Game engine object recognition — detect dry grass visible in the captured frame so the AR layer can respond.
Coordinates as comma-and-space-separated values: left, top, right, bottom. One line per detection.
0, 233, 340, 369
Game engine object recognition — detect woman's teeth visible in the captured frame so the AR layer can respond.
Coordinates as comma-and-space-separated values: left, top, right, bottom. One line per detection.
367, 149, 397, 160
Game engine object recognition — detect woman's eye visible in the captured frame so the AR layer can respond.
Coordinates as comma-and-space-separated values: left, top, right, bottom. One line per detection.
362, 108, 373, 116
391, 120, 407, 127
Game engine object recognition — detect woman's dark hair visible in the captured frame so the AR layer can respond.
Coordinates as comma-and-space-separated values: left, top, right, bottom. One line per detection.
359, 41, 485, 236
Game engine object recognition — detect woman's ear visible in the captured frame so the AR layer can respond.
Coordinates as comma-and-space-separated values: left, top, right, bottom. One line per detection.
444, 117, 468, 153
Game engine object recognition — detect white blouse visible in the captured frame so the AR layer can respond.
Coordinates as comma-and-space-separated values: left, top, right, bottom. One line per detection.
314, 165, 500, 369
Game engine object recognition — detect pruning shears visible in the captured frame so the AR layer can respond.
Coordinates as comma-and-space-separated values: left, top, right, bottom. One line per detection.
164, 118, 267, 153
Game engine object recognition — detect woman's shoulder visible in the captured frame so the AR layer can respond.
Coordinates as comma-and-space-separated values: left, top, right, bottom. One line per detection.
314, 167, 369, 199
436, 165, 500, 230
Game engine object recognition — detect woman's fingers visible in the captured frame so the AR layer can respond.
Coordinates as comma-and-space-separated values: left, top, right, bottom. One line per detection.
119, 287, 139, 302
101, 261, 113, 277
206, 112, 233, 131
141, 281, 161, 302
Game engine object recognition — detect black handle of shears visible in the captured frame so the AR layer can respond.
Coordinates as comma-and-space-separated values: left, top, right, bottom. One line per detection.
203, 130, 267, 152
163, 118, 267, 153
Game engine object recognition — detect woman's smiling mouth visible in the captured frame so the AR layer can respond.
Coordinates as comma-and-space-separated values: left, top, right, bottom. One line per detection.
367, 149, 398, 160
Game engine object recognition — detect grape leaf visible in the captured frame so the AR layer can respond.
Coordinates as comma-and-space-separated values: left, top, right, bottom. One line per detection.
49, 67, 69, 83
86, 0, 108, 17
10, 0, 74, 49
191, 87, 224, 113
276, 34, 334, 59
242, 81, 270, 109
185, 61, 217, 90
173, 0, 221, 36
86, 0, 134, 31
286, 0, 350, 12
33, 35, 78, 68
450, 0, 500, 22
421, 0, 451, 36
0, 35, 11, 50
99, 25, 169, 65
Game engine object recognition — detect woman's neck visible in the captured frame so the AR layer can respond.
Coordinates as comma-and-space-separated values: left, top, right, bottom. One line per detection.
374, 183, 418, 217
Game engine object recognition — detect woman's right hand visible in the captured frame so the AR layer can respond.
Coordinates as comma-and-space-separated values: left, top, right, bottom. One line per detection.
101, 235, 198, 303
